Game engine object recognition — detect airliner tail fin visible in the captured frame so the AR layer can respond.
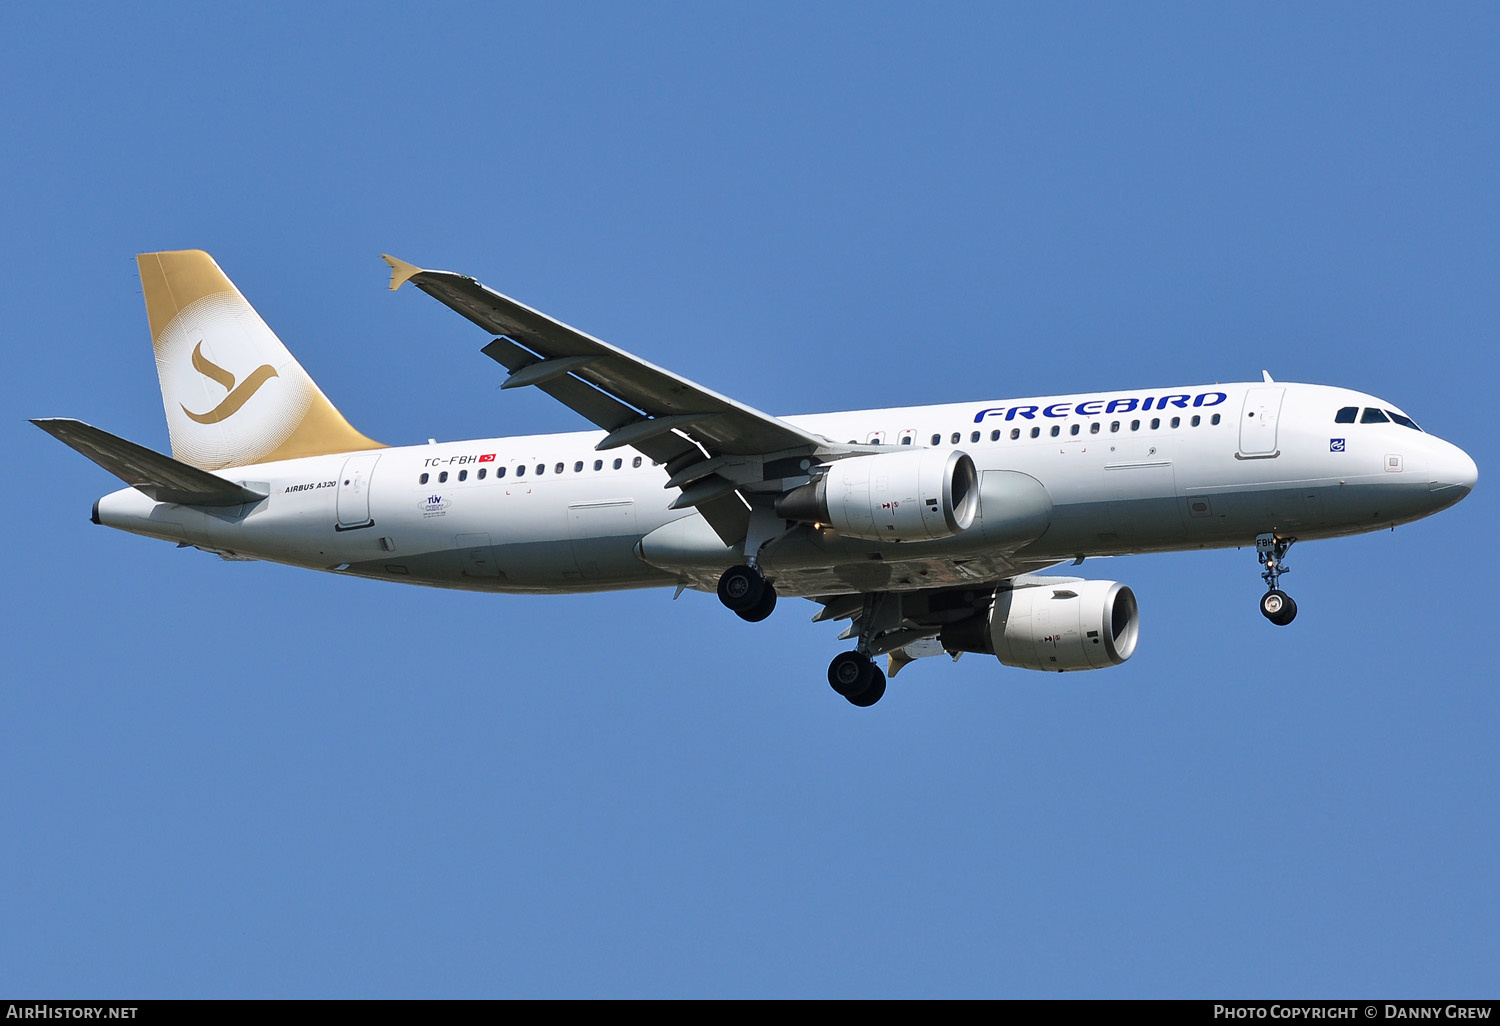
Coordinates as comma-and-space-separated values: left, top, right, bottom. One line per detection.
137, 250, 382, 470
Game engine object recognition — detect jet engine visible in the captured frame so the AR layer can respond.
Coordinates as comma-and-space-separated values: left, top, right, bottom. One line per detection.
776, 449, 978, 543
939, 579, 1139, 671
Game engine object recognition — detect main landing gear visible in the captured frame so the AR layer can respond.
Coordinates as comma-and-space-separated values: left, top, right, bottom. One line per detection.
823, 592, 892, 707
717, 564, 777, 623
716, 564, 887, 708
827, 651, 886, 707
1255, 533, 1298, 626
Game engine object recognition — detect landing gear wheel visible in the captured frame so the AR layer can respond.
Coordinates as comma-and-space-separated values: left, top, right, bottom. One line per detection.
717, 564, 766, 613
847, 665, 886, 707
736, 585, 778, 623
828, 650, 876, 698
1260, 589, 1298, 626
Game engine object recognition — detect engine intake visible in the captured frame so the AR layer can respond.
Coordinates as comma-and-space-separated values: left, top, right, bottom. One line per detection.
777, 449, 978, 543
940, 579, 1139, 671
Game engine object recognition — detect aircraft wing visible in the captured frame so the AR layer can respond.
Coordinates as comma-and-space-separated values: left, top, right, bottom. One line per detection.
382, 255, 842, 544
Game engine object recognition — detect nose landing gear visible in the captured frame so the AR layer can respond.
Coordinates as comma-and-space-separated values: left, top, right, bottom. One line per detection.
1256, 533, 1298, 626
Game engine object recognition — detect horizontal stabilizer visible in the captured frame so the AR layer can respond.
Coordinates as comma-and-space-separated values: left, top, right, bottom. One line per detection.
32, 418, 267, 506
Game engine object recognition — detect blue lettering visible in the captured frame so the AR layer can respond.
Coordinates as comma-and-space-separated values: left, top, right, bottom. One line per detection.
1075, 400, 1104, 416
1006, 405, 1039, 421
1193, 391, 1227, 408
1043, 402, 1073, 418
1159, 394, 1190, 409
973, 406, 1006, 423
1106, 398, 1138, 414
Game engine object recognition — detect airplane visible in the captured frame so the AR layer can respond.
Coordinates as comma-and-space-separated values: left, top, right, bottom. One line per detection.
34, 250, 1478, 707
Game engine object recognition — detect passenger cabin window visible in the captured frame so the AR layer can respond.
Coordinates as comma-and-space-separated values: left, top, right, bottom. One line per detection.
613, 458, 622, 469
1010, 428, 1020, 440
633, 456, 642, 468
1130, 419, 1140, 431
990, 430, 1001, 441
516, 466, 524, 477
555, 463, 564, 474
1191, 415, 1201, 427
574, 461, 584, 472
1335, 406, 1358, 424
536, 464, 545, 475
1090, 422, 1100, 434
1030, 427, 1040, 438
931, 434, 941, 446
1171, 416, 1181, 428
1211, 414, 1221, 425
1361, 408, 1389, 424
1069, 423, 1080, 436
950, 432, 961, 444
970, 431, 980, 443
594, 460, 603, 471
1049, 425, 1060, 437
1110, 421, 1120, 433
1150, 418, 1160, 429
419, 473, 429, 484
458, 470, 467, 481
497, 467, 506, 478
478, 468, 486, 480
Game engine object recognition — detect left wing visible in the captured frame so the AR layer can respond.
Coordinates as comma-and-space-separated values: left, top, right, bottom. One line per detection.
383, 255, 855, 544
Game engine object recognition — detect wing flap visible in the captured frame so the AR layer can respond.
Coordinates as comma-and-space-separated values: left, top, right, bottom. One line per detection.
33, 418, 267, 507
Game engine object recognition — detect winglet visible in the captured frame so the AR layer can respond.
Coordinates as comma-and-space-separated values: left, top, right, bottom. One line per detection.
381, 254, 423, 292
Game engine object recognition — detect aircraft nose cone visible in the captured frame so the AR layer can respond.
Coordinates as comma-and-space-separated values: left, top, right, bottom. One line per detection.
1429, 441, 1478, 505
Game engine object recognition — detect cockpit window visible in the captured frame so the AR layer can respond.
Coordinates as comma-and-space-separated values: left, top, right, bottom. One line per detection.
1360, 408, 1389, 424
1387, 410, 1422, 431
1335, 406, 1357, 424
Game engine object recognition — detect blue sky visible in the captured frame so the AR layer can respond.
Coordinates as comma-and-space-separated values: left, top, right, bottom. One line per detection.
1, 3, 1495, 998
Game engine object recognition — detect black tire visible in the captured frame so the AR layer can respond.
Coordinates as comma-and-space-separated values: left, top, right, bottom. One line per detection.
736, 583, 778, 622
717, 564, 765, 613
847, 665, 887, 707
1260, 589, 1297, 626
828, 651, 875, 697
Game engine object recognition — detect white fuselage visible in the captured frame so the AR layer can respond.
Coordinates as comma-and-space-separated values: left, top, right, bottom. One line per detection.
92, 381, 1477, 599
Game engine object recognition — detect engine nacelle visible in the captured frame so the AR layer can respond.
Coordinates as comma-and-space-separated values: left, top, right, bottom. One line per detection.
939, 579, 1139, 671
776, 449, 978, 542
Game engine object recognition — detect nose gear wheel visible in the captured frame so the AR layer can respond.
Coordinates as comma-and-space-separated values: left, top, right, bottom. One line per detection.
1255, 534, 1298, 626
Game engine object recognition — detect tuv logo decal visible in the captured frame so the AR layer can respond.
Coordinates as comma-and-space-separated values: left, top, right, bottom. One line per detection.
180, 341, 279, 424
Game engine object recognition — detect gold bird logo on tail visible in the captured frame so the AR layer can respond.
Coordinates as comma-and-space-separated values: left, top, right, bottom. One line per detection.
180, 341, 279, 424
